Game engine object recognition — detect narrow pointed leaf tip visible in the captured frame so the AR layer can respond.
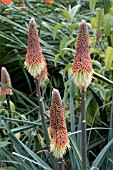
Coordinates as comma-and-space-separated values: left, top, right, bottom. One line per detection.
24, 17, 48, 86
72, 19, 93, 91
0, 67, 13, 95
49, 88, 70, 159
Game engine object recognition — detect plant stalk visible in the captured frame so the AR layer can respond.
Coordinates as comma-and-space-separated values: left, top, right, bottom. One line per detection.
6, 94, 13, 152
58, 158, 64, 170
81, 88, 86, 170
35, 78, 50, 147
6, 94, 12, 129
35, 78, 57, 170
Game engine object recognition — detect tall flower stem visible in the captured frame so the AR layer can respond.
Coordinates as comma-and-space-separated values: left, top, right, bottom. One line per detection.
58, 159, 64, 170
6, 94, 12, 128
6, 94, 13, 152
35, 78, 50, 146
81, 88, 86, 170
34, 78, 57, 170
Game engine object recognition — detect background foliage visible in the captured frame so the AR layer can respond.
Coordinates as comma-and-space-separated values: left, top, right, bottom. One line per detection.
0, 0, 113, 170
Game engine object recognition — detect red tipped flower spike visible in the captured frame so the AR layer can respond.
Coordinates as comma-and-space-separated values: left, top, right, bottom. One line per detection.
44, 0, 54, 4
72, 20, 93, 91
48, 89, 70, 159
24, 17, 46, 79
0, 67, 13, 95
38, 55, 48, 87
0, 0, 13, 4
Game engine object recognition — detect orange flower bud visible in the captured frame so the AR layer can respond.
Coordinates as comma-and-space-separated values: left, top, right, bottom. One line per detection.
24, 17, 45, 78
0, 67, 13, 95
72, 20, 93, 91
0, 0, 13, 4
49, 89, 70, 159
38, 55, 48, 87
44, 0, 54, 4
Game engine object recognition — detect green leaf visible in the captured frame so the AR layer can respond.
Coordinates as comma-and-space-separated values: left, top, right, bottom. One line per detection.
69, 23, 79, 33
0, 15, 27, 32
91, 8, 104, 31
42, 21, 52, 32
11, 124, 36, 133
91, 17, 97, 29
89, 86, 108, 124
6, 128, 52, 170
96, 8, 104, 30
90, 0, 98, 11
54, 53, 61, 67
69, 136, 82, 170
59, 9, 71, 22
53, 23, 65, 40
60, 36, 69, 50
103, 13, 113, 36
3, 167, 17, 170
90, 48, 101, 55
103, 0, 110, 13
0, 148, 32, 170
1, 117, 51, 170
71, 5, 81, 21
0, 82, 39, 109
0, 141, 10, 148
105, 46, 113, 71
12, 152, 50, 168
60, 36, 69, 57
92, 83, 106, 100
91, 138, 113, 168
63, 63, 72, 80
93, 72, 113, 86
109, 7, 113, 15
92, 60, 103, 71
111, 29, 113, 47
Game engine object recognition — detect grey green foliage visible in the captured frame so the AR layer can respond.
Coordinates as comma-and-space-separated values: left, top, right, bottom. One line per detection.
0, 0, 113, 170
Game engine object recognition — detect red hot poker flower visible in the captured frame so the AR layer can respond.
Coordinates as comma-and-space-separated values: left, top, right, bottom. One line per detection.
44, 0, 54, 4
38, 55, 48, 87
72, 20, 93, 91
24, 17, 45, 78
0, 67, 13, 95
0, 0, 13, 4
48, 88, 70, 159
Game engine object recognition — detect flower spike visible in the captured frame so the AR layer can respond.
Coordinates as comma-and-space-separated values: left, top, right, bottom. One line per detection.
38, 55, 48, 87
24, 17, 45, 78
0, 67, 13, 95
44, 0, 54, 4
72, 20, 93, 91
49, 89, 70, 159
0, 0, 13, 4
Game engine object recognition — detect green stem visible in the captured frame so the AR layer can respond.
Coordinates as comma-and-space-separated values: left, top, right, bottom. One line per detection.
81, 88, 86, 170
58, 158, 64, 170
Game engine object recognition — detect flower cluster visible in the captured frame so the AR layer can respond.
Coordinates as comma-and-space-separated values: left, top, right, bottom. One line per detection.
24, 17, 48, 87
49, 88, 70, 159
44, 0, 54, 4
0, 67, 13, 95
72, 20, 93, 91
0, 0, 13, 4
